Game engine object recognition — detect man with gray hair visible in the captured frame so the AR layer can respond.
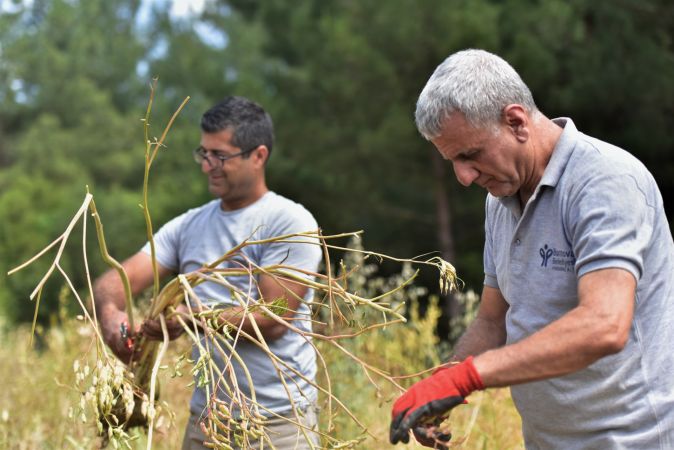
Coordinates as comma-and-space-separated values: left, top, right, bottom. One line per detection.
389, 49, 674, 449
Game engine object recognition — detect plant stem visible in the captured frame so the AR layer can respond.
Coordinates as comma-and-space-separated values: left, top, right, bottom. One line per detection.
89, 198, 135, 332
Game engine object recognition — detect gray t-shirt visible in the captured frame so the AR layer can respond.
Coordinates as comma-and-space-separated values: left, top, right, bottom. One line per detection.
484, 118, 674, 449
142, 191, 322, 417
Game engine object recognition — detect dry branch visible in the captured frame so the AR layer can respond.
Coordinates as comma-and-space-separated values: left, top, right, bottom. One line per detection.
7, 85, 460, 449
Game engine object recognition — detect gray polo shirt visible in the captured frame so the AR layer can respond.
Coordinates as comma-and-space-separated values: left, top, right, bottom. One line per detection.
143, 191, 322, 418
484, 118, 674, 449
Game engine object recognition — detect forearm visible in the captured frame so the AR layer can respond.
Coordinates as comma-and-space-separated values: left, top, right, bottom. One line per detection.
216, 306, 289, 341
212, 273, 308, 342
474, 304, 626, 387
92, 268, 140, 362
93, 270, 129, 336
452, 315, 507, 362
475, 268, 635, 388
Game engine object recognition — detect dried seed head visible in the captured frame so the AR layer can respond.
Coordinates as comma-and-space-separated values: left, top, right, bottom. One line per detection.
112, 363, 124, 388
147, 404, 156, 420
429, 257, 461, 294
141, 394, 149, 417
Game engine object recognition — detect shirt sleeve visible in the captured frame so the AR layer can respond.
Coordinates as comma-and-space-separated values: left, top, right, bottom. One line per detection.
568, 173, 654, 281
483, 196, 499, 289
258, 206, 322, 277
140, 212, 187, 272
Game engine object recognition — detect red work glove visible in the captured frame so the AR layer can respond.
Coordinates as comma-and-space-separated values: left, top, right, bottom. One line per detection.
389, 356, 484, 446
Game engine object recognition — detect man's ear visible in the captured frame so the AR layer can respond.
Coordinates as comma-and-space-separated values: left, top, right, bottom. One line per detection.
503, 104, 530, 142
252, 145, 269, 166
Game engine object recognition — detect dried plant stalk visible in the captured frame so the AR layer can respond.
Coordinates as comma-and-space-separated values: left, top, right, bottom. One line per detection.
7, 85, 460, 449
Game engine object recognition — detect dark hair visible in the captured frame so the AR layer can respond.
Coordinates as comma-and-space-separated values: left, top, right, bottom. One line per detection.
201, 96, 274, 159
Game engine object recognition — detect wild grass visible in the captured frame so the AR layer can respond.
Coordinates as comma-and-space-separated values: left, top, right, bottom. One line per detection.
1, 87, 523, 449
0, 311, 191, 449
0, 288, 523, 449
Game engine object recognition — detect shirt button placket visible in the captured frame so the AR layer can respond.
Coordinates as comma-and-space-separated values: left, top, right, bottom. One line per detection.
509, 237, 523, 277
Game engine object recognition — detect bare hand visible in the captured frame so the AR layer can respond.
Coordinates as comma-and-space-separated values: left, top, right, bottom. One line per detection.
100, 308, 139, 364
141, 304, 190, 341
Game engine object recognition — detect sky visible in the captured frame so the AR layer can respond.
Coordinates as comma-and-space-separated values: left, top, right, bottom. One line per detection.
138, 0, 227, 49
1, 0, 227, 97
141, 0, 207, 21
0, 0, 209, 21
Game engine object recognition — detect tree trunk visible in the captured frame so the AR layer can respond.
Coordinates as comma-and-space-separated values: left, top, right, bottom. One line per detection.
430, 148, 461, 331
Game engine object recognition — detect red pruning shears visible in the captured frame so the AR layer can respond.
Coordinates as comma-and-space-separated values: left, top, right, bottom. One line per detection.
119, 321, 134, 351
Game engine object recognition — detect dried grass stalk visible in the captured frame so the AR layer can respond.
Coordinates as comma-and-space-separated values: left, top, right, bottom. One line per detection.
8, 83, 460, 449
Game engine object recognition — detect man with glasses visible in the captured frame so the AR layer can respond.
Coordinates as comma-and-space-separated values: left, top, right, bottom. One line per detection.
94, 96, 322, 449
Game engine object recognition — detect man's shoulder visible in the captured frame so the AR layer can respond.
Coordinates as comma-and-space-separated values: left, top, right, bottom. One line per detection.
260, 191, 317, 221
561, 133, 659, 207
178, 198, 220, 220
162, 199, 220, 231
568, 133, 648, 180
250, 192, 318, 240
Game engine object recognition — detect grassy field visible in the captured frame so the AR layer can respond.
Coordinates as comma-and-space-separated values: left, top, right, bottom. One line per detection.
0, 307, 523, 449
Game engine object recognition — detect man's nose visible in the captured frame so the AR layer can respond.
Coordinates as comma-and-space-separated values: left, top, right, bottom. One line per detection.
201, 156, 214, 172
453, 161, 480, 187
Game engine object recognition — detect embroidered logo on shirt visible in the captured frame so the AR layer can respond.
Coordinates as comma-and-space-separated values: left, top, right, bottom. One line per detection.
539, 244, 576, 272
539, 244, 553, 267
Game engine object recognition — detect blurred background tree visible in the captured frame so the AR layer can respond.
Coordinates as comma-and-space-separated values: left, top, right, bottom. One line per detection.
1, 0, 672, 337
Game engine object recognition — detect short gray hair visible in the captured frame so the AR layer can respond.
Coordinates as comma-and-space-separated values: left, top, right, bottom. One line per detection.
415, 49, 538, 139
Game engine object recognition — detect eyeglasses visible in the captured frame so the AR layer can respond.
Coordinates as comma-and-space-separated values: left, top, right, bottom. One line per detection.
193, 146, 256, 167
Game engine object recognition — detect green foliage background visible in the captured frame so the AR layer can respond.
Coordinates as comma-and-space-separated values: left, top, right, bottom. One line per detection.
0, 2, 672, 447
1, 0, 673, 330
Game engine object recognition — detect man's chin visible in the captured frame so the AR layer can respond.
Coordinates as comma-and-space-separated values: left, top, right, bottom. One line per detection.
208, 188, 230, 200
486, 186, 516, 198
208, 182, 229, 197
